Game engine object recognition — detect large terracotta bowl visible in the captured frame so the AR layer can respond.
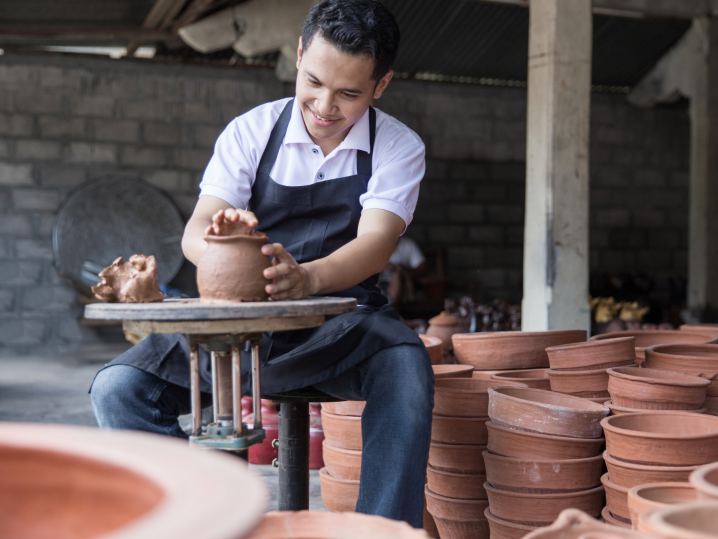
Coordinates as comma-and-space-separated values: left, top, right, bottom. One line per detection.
425, 486, 489, 539
321, 410, 362, 451
601, 473, 631, 522
487, 387, 609, 439
601, 412, 718, 466
420, 334, 443, 365
0, 422, 266, 539
431, 415, 489, 445
432, 364, 473, 379
322, 440, 361, 481
546, 367, 614, 399
490, 368, 551, 390
428, 442, 487, 474
626, 482, 698, 526
643, 344, 718, 396
706, 396, 718, 416
603, 450, 700, 488
681, 324, 718, 336
319, 467, 358, 512
591, 331, 716, 363
640, 501, 718, 539
426, 464, 487, 500
690, 462, 718, 500
452, 330, 587, 370
321, 401, 365, 417
605, 400, 707, 416
434, 378, 527, 418
484, 507, 537, 539
607, 366, 710, 410
486, 421, 604, 460
546, 337, 636, 371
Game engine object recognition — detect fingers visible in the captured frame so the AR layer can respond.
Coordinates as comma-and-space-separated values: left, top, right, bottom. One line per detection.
237, 209, 259, 228
261, 243, 295, 264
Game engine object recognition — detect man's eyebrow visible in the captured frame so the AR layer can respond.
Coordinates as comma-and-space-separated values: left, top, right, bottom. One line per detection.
305, 71, 364, 94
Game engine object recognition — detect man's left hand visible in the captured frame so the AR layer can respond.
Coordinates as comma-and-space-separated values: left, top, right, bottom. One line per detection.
262, 243, 313, 300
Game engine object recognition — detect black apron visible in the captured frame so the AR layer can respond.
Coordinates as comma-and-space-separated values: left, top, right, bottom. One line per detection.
99, 99, 423, 395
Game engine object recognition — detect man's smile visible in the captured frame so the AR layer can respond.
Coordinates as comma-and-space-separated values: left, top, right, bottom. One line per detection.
308, 106, 342, 128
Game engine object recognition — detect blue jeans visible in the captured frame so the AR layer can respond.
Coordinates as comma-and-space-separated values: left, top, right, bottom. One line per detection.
90, 344, 434, 527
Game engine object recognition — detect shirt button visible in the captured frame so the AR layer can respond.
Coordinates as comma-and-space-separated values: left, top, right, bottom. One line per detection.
317, 172, 325, 180
312, 148, 319, 154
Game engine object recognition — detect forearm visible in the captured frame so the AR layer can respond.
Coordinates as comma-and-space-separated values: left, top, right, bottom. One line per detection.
181, 215, 211, 266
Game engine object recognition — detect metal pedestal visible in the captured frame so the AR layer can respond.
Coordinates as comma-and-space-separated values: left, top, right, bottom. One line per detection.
277, 402, 311, 511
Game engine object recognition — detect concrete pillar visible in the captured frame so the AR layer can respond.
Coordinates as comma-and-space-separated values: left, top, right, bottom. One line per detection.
521, 0, 592, 331
703, 19, 718, 312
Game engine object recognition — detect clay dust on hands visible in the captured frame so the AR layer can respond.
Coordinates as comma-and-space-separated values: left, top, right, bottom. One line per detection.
92, 255, 166, 303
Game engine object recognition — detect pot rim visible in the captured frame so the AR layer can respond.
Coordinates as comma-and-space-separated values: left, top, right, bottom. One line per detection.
484, 481, 604, 499
689, 461, 718, 498
490, 369, 550, 381
547, 367, 619, 377
607, 367, 711, 388
483, 507, 537, 531
601, 506, 631, 528
487, 421, 606, 445
591, 330, 715, 342
424, 484, 489, 505
546, 336, 635, 352
604, 401, 708, 415
321, 439, 361, 456
203, 232, 268, 244
432, 414, 489, 422
453, 329, 586, 341
627, 482, 696, 504
427, 463, 487, 479
430, 441, 488, 450
320, 410, 362, 421
601, 472, 629, 494
603, 450, 701, 472
435, 380, 527, 393
420, 334, 443, 346
319, 467, 359, 484
488, 386, 610, 414
601, 412, 718, 440
643, 501, 718, 539
482, 450, 604, 466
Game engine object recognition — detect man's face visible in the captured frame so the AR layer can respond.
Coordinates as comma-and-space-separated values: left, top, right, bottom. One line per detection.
296, 34, 393, 144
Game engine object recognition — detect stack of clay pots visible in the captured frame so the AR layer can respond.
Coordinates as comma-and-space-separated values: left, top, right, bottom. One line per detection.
483, 386, 608, 537
420, 334, 444, 366
427, 312, 460, 364
590, 329, 716, 365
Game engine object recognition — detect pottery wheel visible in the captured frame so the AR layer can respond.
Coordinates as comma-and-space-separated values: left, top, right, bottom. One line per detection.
53, 175, 185, 287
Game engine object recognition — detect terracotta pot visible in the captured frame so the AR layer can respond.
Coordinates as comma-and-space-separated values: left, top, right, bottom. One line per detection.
420, 334, 443, 365
640, 501, 718, 539
321, 410, 362, 451
453, 330, 587, 370
605, 400, 707, 416
705, 396, 718, 416
488, 387, 609, 439
321, 401, 365, 417
690, 462, 718, 501
591, 331, 716, 363
248, 510, 428, 539
486, 421, 604, 460
472, 369, 523, 380
606, 367, 710, 410
584, 397, 610, 404
322, 440, 361, 481
603, 450, 700, 488
319, 467, 359, 512
484, 507, 537, 539
490, 369, 551, 390
523, 508, 647, 538
643, 344, 718, 396
484, 451, 603, 494
432, 415, 489, 445
546, 337, 637, 371
428, 442, 487, 474
484, 482, 604, 526
601, 412, 718, 466
424, 502, 439, 539
547, 367, 616, 399
433, 365, 474, 379
425, 485, 489, 538
601, 473, 630, 522
435, 378, 528, 418
197, 232, 270, 302
600, 506, 632, 529
680, 324, 718, 336
426, 464, 487, 500
627, 482, 697, 525
427, 312, 460, 352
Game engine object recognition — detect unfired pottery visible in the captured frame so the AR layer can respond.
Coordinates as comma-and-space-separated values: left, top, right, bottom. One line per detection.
643, 344, 718, 396
320, 410, 362, 451
431, 415, 489, 445
606, 367, 710, 410
92, 254, 166, 303
601, 473, 631, 523
425, 486, 490, 539
487, 387, 609, 439
486, 421, 604, 460
600, 506, 632, 530
490, 369, 551, 390
590, 331, 716, 363
603, 450, 700, 489
322, 440, 361, 481
319, 467, 359, 512
690, 462, 718, 501
484, 482, 604, 526
546, 337, 636, 371
428, 442, 487, 474
601, 412, 718, 466
484, 452, 603, 493
453, 330, 587, 370
426, 464, 487, 500
605, 401, 707, 416
627, 482, 697, 525
420, 334, 443, 365
547, 367, 617, 399
435, 378, 528, 418
321, 401, 366, 417
426, 312, 460, 352
433, 365, 474, 379
521, 509, 649, 539
640, 501, 718, 539
484, 507, 537, 539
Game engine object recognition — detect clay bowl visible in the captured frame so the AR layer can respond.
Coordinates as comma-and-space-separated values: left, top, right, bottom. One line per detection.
484, 507, 537, 539
420, 334, 443, 365
426, 464, 487, 500
488, 387, 609, 439
546, 337, 637, 371
705, 396, 718, 416
423, 502, 439, 539
452, 330, 587, 370
606, 367, 710, 410
319, 467, 359, 512
627, 482, 697, 525
435, 378, 527, 418
248, 511, 428, 539
424, 485, 489, 539
601, 473, 631, 522
640, 501, 718, 539
600, 507, 632, 529
547, 367, 616, 399
487, 421, 604, 460
432, 364, 474, 379
432, 415, 489, 445
428, 442, 487, 474
591, 331, 716, 363
603, 450, 700, 488
490, 369, 551, 390
483, 451, 603, 493
601, 412, 718, 466
321, 440, 361, 481
643, 344, 718, 396
690, 462, 718, 500
681, 324, 718, 336
605, 401, 707, 416
484, 482, 604, 526
521, 508, 642, 538
321, 401, 365, 417
321, 410, 362, 450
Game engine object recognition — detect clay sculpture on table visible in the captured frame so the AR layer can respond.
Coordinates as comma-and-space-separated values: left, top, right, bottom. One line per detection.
92, 255, 166, 303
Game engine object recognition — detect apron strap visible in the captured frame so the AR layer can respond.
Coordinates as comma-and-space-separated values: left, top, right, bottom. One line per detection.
257, 98, 294, 177
356, 107, 376, 176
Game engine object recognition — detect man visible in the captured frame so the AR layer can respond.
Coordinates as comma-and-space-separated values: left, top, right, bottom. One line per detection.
91, 0, 433, 527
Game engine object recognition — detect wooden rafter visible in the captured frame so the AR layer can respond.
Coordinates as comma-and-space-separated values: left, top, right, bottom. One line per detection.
0, 27, 171, 41
126, 0, 192, 56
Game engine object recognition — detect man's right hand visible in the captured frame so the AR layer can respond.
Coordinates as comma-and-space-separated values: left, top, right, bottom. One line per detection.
205, 208, 259, 237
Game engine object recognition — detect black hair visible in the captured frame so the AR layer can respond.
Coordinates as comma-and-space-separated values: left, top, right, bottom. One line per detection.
302, 0, 400, 81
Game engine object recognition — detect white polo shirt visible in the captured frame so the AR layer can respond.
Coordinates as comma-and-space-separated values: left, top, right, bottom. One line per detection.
199, 97, 425, 231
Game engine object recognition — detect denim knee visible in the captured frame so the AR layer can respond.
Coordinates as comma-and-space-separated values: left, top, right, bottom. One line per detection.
369, 344, 434, 415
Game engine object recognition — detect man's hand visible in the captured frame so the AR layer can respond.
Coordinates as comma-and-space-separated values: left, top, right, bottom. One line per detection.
262, 243, 313, 300
205, 208, 259, 237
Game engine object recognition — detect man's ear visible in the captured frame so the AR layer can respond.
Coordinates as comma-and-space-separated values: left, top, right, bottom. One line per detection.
373, 70, 394, 100
296, 36, 303, 70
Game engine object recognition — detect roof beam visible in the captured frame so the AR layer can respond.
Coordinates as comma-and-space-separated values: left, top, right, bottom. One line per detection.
126, 0, 191, 56
470, 0, 718, 19
0, 27, 171, 41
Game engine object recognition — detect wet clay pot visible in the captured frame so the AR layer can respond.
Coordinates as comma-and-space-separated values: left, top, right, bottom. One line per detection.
643, 344, 718, 396
433, 364, 474, 379
606, 367, 710, 410
197, 233, 270, 302
603, 450, 700, 489
486, 421, 604, 460
484, 451, 603, 494
488, 387, 610, 439
432, 415, 489, 445
605, 401, 707, 416
690, 462, 718, 501
453, 330, 587, 371
601, 473, 631, 523
321, 401, 365, 417
426, 312, 460, 352
601, 412, 718, 466
547, 367, 617, 399
428, 442, 487, 474
627, 482, 697, 525
546, 337, 637, 371
321, 410, 362, 451
601, 506, 632, 529
322, 440, 361, 481
425, 485, 490, 539
426, 464, 487, 500
490, 369, 551, 390
640, 501, 718, 539
484, 482, 604, 526
484, 508, 537, 539
420, 334, 443, 365
435, 378, 528, 418
590, 331, 716, 364
319, 467, 359, 512
705, 396, 718, 416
